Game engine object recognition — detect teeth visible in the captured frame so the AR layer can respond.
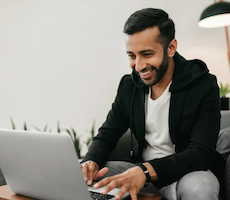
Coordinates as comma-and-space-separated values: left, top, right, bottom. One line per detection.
141, 70, 152, 76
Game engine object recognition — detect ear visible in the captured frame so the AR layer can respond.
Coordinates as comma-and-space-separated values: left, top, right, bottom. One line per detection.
167, 39, 177, 58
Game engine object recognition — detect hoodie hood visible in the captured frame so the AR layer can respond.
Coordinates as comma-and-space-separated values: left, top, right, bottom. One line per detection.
131, 52, 209, 93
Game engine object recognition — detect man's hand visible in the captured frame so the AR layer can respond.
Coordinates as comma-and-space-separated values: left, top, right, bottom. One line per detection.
81, 160, 109, 185
93, 166, 146, 200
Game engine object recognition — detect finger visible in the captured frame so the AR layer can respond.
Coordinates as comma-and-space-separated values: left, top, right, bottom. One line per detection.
114, 184, 130, 200
101, 177, 124, 195
94, 167, 109, 181
81, 163, 89, 181
87, 162, 98, 185
94, 176, 113, 188
129, 191, 138, 200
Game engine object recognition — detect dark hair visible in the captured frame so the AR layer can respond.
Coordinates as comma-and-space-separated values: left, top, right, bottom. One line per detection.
123, 8, 175, 49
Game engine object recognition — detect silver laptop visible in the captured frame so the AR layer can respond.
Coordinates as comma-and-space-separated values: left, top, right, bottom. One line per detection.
0, 129, 129, 200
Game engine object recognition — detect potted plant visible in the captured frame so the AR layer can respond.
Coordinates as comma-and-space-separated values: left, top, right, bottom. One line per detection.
65, 127, 82, 158
219, 82, 230, 110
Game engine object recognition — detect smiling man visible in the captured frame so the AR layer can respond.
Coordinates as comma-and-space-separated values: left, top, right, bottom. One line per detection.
81, 8, 222, 200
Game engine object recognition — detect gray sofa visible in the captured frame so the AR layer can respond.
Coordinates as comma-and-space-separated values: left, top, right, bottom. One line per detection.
218, 111, 230, 200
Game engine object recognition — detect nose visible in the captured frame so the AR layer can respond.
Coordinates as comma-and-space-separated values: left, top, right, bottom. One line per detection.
134, 56, 146, 73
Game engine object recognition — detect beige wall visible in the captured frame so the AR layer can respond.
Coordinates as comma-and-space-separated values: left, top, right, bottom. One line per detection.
0, 0, 229, 155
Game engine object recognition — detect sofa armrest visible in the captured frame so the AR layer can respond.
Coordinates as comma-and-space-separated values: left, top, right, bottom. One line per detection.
221, 111, 230, 130
226, 154, 230, 200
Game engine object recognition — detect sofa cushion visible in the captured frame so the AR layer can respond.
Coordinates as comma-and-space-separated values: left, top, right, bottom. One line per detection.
107, 130, 139, 162
216, 127, 230, 162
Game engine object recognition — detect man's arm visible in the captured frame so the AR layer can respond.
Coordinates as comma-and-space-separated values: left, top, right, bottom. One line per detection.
82, 75, 132, 167
81, 75, 134, 186
147, 74, 221, 185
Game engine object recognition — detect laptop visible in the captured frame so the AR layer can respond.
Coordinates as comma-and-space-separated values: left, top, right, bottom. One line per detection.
0, 129, 129, 200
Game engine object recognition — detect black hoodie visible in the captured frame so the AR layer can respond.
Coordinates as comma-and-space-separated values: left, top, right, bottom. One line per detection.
83, 52, 223, 188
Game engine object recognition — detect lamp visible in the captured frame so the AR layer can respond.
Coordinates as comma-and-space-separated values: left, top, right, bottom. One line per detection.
198, 1, 230, 28
199, 0, 230, 110
198, 0, 230, 70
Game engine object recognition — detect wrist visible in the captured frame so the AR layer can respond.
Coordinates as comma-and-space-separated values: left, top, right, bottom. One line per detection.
136, 163, 151, 185
143, 162, 158, 181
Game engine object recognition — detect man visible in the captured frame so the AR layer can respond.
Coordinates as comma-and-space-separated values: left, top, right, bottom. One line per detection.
81, 8, 222, 200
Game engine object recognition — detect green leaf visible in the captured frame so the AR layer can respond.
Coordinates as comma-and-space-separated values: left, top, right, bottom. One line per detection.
31, 124, 41, 132
91, 120, 95, 138
24, 122, 27, 131
65, 129, 74, 141
85, 120, 96, 146
86, 138, 92, 146
71, 127, 78, 144
43, 124, 48, 132
71, 127, 77, 138
57, 121, 61, 133
219, 82, 230, 97
10, 117, 16, 130
65, 128, 81, 158
65, 128, 71, 136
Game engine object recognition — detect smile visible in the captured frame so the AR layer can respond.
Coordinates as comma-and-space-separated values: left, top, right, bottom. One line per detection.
140, 70, 153, 76
139, 69, 155, 79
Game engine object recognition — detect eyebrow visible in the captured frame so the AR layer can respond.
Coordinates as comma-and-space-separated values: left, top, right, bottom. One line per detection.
126, 49, 156, 54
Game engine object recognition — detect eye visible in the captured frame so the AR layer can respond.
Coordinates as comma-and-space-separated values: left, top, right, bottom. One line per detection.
128, 54, 136, 59
143, 53, 153, 57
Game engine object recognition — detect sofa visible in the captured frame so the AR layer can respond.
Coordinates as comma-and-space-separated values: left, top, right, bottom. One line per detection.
106, 111, 230, 200
218, 111, 230, 200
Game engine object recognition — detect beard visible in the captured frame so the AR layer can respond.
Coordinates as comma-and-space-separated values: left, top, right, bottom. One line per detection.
139, 50, 169, 86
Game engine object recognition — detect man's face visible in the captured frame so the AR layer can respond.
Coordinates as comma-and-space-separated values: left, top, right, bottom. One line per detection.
125, 27, 169, 86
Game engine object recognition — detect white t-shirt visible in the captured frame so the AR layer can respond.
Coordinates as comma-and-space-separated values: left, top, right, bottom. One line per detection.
142, 82, 175, 161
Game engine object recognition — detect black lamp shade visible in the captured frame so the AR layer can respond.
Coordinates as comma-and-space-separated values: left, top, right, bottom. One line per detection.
199, 1, 230, 28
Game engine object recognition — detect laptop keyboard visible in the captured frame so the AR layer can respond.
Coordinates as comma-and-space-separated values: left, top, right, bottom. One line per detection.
90, 191, 114, 200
